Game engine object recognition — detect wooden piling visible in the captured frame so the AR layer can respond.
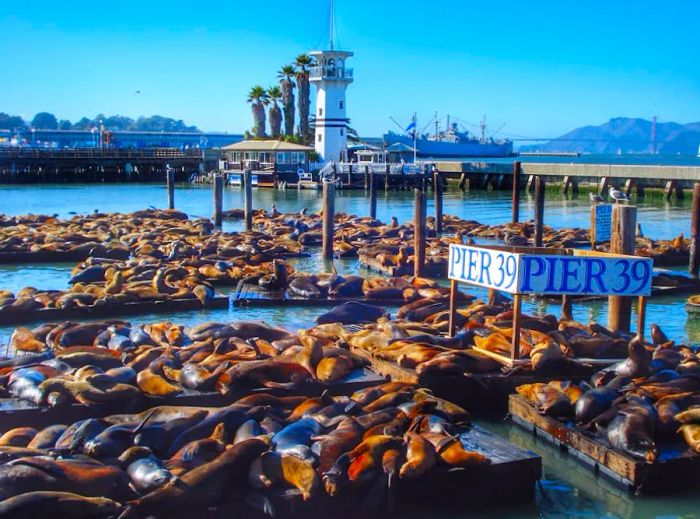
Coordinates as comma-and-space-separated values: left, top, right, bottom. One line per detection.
322, 179, 336, 260
413, 188, 427, 277
512, 161, 521, 223
385, 164, 390, 191
369, 168, 377, 220
624, 178, 635, 197
533, 176, 545, 248
608, 204, 637, 332
598, 177, 609, 196
212, 174, 223, 228
433, 168, 443, 234
244, 169, 253, 231
166, 168, 175, 209
561, 295, 573, 321
690, 183, 700, 278
562, 175, 572, 195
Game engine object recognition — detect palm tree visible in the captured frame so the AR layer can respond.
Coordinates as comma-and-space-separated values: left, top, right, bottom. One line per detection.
277, 65, 296, 136
294, 54, 314, 143
267, 86, 283, 139
247, 85, 269, 138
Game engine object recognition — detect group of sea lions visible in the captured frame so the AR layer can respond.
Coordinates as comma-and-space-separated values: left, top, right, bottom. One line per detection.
516, 324, 700, 460
0, 380, 488, 518
2, 319, 378, 407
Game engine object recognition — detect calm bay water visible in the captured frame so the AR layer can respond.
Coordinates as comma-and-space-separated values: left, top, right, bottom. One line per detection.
0, 180, 698, 518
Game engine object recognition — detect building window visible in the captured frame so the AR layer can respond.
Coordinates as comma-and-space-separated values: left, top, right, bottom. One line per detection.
339, 100, 344, 110
318, 134, 322, 142
340, 128, 344, 136
319, 108, 323, 116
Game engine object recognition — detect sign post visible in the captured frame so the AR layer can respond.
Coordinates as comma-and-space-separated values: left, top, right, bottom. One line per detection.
447, 243, 653, 366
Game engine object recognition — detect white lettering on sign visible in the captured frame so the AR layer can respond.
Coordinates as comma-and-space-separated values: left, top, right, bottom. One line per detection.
448, 245, 521, 293
593, 204, 612, 243
448, 245, 653, 296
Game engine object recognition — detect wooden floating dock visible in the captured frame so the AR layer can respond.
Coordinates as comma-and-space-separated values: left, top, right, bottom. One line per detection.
359, 254, 447, 278
0, 250, 129, 264
350, 347, 597, 413
509, 394, 700, 494
237, 424, 541, 518
0, 368, 386, 434
233, 281, 404, 308
0, 296, 230, 325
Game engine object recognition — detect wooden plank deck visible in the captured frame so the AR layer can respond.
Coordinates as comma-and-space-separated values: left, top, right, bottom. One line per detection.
0, 296, 230, 325
350, 347, 597, 413
509, 394, 700, 494
359, 254, 447, 278
0, 368, 386, 434
233, 281, 404, 308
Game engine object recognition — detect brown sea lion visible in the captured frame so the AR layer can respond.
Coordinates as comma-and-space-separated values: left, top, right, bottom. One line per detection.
679, 424, 700, 452
166, 438, 224, 477
423, 433, 490, 466
136, 369, 182, 397
0, 491, 121, 519
249, 451, 320, 500
399, 431, 437, 479
0, 428, 37, 448
9, 327, 46, 353
122, 438, 268, 518
607, 398, 658, 461
0, 456, 133, 500
27, 425, 68, 450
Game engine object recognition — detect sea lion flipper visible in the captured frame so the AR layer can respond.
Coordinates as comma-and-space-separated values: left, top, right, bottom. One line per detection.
132, 408, 159, 435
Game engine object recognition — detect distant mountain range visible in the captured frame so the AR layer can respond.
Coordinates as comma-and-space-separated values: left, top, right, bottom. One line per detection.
520, 118, 700, 155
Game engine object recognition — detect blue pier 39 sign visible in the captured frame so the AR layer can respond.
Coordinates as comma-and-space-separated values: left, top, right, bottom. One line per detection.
448, 244, 653, 297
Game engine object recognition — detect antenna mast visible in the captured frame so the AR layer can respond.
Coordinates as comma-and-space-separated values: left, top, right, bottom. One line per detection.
329, 0, 334, 50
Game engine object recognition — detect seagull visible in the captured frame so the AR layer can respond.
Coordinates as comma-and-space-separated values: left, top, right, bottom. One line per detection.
609, 186, 629, 203
589, 192, 605, 203
134, 90, 141, 94
270, 204, 279, 217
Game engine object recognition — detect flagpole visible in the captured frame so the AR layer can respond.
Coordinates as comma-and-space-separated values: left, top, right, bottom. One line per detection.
413, 112, 417, 164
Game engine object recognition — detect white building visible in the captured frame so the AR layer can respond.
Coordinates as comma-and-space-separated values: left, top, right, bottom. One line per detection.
309, 49, 353, 163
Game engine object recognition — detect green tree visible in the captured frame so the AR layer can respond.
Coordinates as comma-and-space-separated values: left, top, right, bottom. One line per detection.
31, 112, 58, 129
247, 85, 269, 138
0, 113, 26, 130
277, 64, 296, 136
294, 54, 314, 143
58, 119, 72, 130
267, 86, 283, 139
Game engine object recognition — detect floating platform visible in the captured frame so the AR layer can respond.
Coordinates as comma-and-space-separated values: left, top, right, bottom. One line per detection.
0, 296, 230, 325
233, 281, 404, 308
359, 254, 447, 278
0, 368, 386, 434
350, 347, 597, 413
509, 394, 700, 494
0, 249, 129, 264
228, 424, 541, 518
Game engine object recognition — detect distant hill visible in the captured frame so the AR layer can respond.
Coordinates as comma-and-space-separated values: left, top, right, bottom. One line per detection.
521, 118, 700, 155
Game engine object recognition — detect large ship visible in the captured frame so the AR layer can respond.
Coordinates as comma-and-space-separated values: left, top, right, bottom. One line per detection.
383, 116, 513, 158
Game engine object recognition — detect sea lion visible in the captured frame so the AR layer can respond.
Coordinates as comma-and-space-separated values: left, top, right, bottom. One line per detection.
27, 425, 68, 450
679, 424, 700, 452
136, 369, 182, 397
607, 398, 658, 462
272, 418, 322, 461
316, 301, 389, 325
119, 446, 173, 493
575, 376, 628, 424
0, 457, 133, 501
121, 438, 268, 518
0, 491, 121, 519
248, 451, 320, 500
217, 360, 314, 393
9, 327, 47, 353
167, 407, 248, 457
399, 431, 437, 479
314, 417, 365, 474
516, 383, 572, 417
0, 428, 37, 448
422, 433, 491, 467
166, 438, 224, 476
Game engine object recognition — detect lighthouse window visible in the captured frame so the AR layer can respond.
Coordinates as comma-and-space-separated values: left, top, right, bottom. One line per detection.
339, 100, 344, 110
318, 134, 322, 142
319, 108, 323, 116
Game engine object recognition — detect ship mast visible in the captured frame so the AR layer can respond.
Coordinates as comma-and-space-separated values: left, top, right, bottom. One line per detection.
480, 116, 486, 144
435, 111, 439, 141
329, 0, 335, 50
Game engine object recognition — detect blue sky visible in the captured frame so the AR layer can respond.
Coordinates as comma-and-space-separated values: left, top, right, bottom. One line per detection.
1, 0, 698, 138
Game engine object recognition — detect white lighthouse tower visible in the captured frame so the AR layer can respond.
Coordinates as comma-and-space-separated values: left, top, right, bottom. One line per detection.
309, 2, 353, 163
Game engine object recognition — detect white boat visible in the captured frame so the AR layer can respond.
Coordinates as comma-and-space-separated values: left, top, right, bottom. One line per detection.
297, 172, 319, 189
226, 172, 242, 186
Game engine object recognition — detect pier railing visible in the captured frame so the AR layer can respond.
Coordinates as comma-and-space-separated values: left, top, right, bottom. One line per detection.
0, 148, 204, 160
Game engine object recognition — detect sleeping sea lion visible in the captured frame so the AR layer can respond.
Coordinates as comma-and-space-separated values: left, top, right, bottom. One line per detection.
0, 491, 121, 519
248, 451, 320, 500
316, 301, 389, 325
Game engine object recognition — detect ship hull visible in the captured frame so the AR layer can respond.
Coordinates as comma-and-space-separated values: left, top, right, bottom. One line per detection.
385, 133, 513, 158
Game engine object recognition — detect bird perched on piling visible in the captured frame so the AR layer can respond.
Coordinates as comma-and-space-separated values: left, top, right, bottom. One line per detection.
609, 186, 629, 203
589, 192, 605, 203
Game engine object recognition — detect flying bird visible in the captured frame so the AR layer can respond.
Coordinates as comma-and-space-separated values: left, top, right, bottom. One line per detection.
589, 192, 605, 203
134, 90, 141, 94
609, 186, 629, 203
